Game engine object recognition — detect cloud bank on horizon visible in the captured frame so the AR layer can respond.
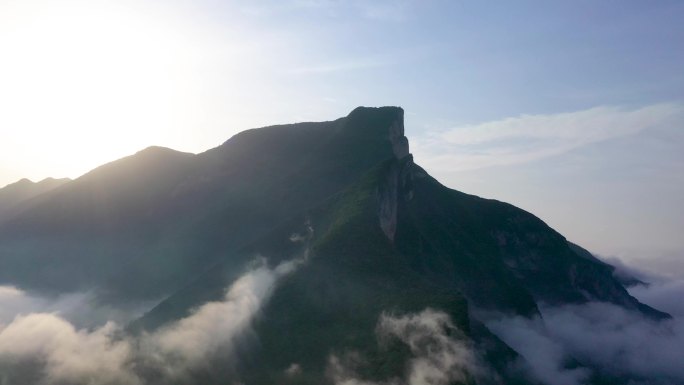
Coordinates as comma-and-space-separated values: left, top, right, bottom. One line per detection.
410, 102, 684, 264
487, 301, 684, 385
413, 103, 683, 172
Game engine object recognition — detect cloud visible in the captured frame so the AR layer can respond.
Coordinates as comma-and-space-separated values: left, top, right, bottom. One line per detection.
354, 1, 410, 22
485, 313, 590, 385
0, 314, 139, 385
486, 299, 684, 385
241, 0, 412, 22
592, 254, 684, 317
0, 286, 151, 329
413, 103, 684, 172
0, 257, 304, 385
630, 278, 684, 318
329, 309, 491, 385
287, 57, 388, 74
141, 257, 303, 377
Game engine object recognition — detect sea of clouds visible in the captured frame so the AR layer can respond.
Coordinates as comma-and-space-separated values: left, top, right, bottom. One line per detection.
1, 254, 683, 385
0, 257, 302, 385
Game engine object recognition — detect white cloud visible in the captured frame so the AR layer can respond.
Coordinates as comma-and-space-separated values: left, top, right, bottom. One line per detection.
0, 286, 151, 328
355, 1, 411, 22
241, 0, 411, 22
413, 103, 684, 172
0, 314, 139, 385
287, 57, 388, 74
0, 257, 304, 384
485, 314, 590, 385
630, 279, 684, 318
329, 309, 490, 385
142, 258, 302, 376
486, 298, 684, 385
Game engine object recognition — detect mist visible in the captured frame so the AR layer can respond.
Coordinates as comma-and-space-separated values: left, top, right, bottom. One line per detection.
2, 246, 682, 385
629, 277, 684, 318
0, 257, 303, 385
138, 257, 304, 380
329, 308, 491, 385
485, 266, 684, 385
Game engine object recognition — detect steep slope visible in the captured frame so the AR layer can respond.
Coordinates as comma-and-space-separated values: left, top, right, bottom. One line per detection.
0, 177, 70, 218
391, 158, 668, 319
133, 158, 521, 385
132, 134, 665, 384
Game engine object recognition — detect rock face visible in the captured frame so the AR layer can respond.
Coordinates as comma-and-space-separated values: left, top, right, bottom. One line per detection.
378, 156, 414, 242
378, 108, 413, 241
388, 108, 410, 159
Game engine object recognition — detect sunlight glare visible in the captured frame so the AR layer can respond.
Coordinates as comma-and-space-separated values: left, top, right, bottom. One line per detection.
0, 0, 208, 182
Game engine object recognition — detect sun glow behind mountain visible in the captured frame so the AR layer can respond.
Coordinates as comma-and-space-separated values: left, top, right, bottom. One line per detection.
0, 0, 225, 181
1, 0, 683, 274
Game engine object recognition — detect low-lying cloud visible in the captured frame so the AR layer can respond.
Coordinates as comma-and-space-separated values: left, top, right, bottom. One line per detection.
0, 314, 138, 385
630, 278, 684, 317
140, 257, 303, 379
329, 308, 491, 385
0, 286, 150, 328
0, 257, 303, 385
485, 273, 684, 385
3, 247, 683, 385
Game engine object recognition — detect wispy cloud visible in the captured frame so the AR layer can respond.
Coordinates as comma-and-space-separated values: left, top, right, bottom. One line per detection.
328, 309, 491, 385
287, 57, 388, 74
241, 0, 412, 22
485, 269, 684, 385
413, 103, 684, 172
0, 286, 151, 328
142, 257, 303, 378
0, 257, 305, 385
629, 265, 684, 318
355, 1, 411, 22
0, 314, 139, 385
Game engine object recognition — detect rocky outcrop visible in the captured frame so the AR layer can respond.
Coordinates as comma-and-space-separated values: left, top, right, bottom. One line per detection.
376, 107, 415, 242
388, 109, 410, 159
378, 156, 415, 242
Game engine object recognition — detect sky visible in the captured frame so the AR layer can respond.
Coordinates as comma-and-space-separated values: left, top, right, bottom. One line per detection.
0, 0, 683, 270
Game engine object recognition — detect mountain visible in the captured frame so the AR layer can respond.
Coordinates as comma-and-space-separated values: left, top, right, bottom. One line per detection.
0, 107, 668, 385
0, 108, 408, 299
0, 177, 70, 218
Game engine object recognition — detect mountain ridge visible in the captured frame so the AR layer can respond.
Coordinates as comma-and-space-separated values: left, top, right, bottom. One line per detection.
0, 107, 406, 299
0, 106, 668, 385
0, 176, 71, 219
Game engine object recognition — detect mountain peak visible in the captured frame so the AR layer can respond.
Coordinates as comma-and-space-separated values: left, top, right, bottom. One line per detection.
342, 106, 409, 159
9, 178, 33, 187
0, 176, 71, 217
347, 105, 404, 116
0, 108, 672, 384
134, 146, 188, 157
345, 106, 404, 130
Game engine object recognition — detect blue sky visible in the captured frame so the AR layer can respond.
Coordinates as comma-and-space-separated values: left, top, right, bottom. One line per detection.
0, 0, 682, 270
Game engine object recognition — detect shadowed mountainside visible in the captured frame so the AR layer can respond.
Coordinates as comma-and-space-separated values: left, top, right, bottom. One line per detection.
0, 106, 668, 384
0, 107, 407, 300
0, 177, 70, 218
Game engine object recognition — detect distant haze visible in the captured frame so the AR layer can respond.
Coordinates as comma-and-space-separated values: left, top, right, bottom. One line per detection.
1, 0, 682, 271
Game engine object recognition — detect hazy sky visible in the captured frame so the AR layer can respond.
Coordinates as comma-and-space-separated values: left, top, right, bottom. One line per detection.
0, 0, 682, 268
